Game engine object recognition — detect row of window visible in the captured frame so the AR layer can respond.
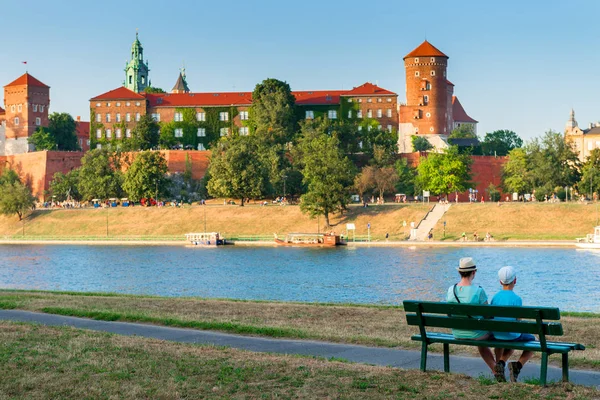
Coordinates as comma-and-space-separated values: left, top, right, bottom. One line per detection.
348, 98, 393, 103
305, 109, 393, 120
415, 70, 446, 77
97, 113, 141, 123
12, 117, 42, 126
8, 104, 46, 113
357, 125, 393, 133
97, 142, 208, 151
95, 102, 142, 107
414, 57, 437, 63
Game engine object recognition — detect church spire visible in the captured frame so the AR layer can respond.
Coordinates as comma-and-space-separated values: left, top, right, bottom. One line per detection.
171, 67, 190, 93
124, 31, 150, 92
566, 108, 578, 130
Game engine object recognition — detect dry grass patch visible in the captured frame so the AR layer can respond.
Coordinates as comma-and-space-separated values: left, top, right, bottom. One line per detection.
435, 203, 600, 241
0, 204, 429, 240
1, 322, 597, 399
3, 290, 599, 370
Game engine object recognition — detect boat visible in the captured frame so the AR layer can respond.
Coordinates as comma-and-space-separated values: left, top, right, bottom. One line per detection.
575, 226, 600, 249
274, 232, 344, 247
185, 232, 226, 246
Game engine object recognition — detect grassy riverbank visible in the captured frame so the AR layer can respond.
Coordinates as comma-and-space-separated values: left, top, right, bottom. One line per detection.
0, 202, 598, 242
2, 290, 598, 370
4, 323, 597, 399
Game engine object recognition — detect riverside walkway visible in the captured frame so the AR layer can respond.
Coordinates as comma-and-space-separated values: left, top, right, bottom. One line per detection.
1, 310, 598, 389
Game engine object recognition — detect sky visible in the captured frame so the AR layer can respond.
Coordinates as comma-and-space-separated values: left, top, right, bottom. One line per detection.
1, 0, 599, 140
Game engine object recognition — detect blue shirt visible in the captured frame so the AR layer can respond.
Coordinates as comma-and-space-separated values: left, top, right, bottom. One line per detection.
490, 290, 522, 340
446, 284, 488, 339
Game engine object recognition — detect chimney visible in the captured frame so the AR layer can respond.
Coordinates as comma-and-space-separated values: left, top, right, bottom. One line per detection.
76, 116, 81, 122
590, 122, 594, 129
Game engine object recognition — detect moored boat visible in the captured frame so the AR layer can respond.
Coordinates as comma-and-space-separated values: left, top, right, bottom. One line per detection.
274, 232, 344, 246
185, 232, 226, 246
575, 226, 600, 249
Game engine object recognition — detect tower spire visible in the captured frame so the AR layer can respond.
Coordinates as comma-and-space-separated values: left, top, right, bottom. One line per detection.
124, 31, 150, 92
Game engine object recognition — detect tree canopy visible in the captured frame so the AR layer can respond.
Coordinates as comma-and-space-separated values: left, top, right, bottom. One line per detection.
0, 169, 35, 220
481, 130, 523, 156
449, 124, 477, 139
77, 149, 123, 201
250, 78, 297, 145
50, 169, 81, 201
412, 135, 433, 152
123, 151, 169, 201
143, 87, 166, 93
415, 146, 472, 196
130, 114, 160, 150
28, 127, 57, 151
28, 113, 79, 151
579, 148, 600, 198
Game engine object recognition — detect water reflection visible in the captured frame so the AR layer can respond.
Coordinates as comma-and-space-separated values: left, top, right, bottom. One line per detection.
0, 245, 598, 312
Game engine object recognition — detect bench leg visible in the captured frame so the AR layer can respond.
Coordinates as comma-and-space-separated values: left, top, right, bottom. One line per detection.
540, 352, 548, 386
562, 353, 569, 382
443, 343, 450, 372
420, 342, 428, 372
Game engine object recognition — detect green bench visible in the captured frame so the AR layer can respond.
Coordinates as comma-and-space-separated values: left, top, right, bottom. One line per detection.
403, 300, 585, 385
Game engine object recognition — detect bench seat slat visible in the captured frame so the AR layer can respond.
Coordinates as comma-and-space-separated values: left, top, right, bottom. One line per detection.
403, 300, 560, 320
406, 314, 564, 336
410, 333, 584, 352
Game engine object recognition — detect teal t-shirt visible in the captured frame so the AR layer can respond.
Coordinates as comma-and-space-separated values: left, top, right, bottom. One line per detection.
446, 284, 489, 339
490, 290, 522, 340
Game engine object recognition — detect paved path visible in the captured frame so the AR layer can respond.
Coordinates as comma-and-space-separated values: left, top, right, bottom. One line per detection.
1, 310, 598, 388
411, 203, 450, 241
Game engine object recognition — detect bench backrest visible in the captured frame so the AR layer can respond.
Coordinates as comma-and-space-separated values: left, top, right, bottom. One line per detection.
403, 301, 564, 346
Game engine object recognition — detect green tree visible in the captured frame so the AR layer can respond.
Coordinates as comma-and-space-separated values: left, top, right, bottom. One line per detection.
130, 114, 160, 150
123, 151, 169, 202
143, 87, 166, 93
0, 170, 36, 220
50, 169, 81, 201
368, 129, 398, 167
49, 112, 79, 151
579, 148, 600, 199
415, 146, 472, 196
28, 127, 57, 150
412, 135, 433, 152
394, 158, 416, 196
502, 147, 530, 197
250, 78, 297, 145
449, 124, 477, 139
372, 167, 398, 201
354, 167, 375, 200
207, 136, 267, 206
481, 130, 523, 156
77, 149, 123, 201
295, 121, 355, 227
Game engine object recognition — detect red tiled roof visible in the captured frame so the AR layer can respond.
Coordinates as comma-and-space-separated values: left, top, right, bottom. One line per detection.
452, 96, 478, 123
446, 80, 455, 86
404, 40, 448, 59
293, 90, 346, 105
342, 82, 396, 96
90, 87, 145, 101
75, 121, 90, 136
4, 73, 49, 88
146, 92, 253, 107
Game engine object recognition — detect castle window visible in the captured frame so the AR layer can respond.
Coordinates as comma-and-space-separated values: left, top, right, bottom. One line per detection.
387, 109, 392, 118
96, 114, 101, 122
431, 57, 435, 63
106, 129, 112, 138
414, 58, 419, 63
357, 110, 363, 118
96, 129, 102, 138
443, 71, 446, 77
367, 98, 372, 103
174, 128, 183, 138
358, 98, 362, 103
348, 110, 352, 118
126, 113, 131, 122
17, 104, 22, 112
198, 143, 206, 150
97, 144, 102, 149
220, 127, 229, 136
426, 112, 431, 118
328, 110, 337, 119
174, 112, 183, 122
367, 109, 373, 118
387, 125, 393, 132
35, 117, 41, 126
11, 105, 15, 112
116, 113, 121, 122
219, 112, 229, 121
106, 103, 111, 107
368, 125, 372, 131
136, 102, 141, 106
135, 113, 140, 121
116, 102, 121, 107
431, 71, 436, 76
426, 82, 431, 90
358, 141, 363, 149
358, 126, 363, 131
430, 127, 434, 132
116, 129, 122, 138
387, 98, 392, 102
41, 105, 45, 112
197, 128, 206, 137
240, 111, 249, 120
378, 125, 382, 130
239, 126, 249, 135
141, 76, 145, 84
126, 102, 131, 106
14, 117, 19, 125
196, 112, 206, 121
96, 103, 101, 107
376, 109, 382, 118
423, 95, 429, 105
33, 104, 38, 112
347, 98, 352, 102
126, 129, 131, 138
106, 114, 111, 123
377, 98, 382, 103
415, 71, 420, 77
86, 139, 90, 146
305, 110, 314, 120
129, 76, 133, 85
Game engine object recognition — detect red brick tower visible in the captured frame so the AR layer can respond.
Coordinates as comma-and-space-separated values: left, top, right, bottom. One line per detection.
399, 41, 453, 152
2, 73, 50, 155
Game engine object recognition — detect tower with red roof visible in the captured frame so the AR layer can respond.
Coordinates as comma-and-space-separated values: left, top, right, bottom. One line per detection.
1, 73, 50, 155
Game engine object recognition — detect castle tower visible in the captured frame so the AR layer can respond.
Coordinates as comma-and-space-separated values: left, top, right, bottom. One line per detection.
2, 73, 50, 155
171, 68, 190, 93
124, 32, 150, 92
565, 108, 578, 131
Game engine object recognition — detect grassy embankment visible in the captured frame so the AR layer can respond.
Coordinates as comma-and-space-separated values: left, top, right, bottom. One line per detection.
2, 290, 598, 371
5, 323, 598, 399
435, 202, 600, 241
0, 203, 429, 241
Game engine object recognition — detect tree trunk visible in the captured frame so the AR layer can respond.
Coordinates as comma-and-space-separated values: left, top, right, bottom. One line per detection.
17, 211, 23, 221
240, 197, 245, 207
324, 212, 330, 228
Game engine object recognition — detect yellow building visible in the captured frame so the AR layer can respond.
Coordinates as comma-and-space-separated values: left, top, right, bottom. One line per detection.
565, 109, 600, 161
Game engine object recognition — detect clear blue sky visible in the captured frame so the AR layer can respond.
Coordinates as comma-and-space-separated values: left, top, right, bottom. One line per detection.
1, 0, 598, 140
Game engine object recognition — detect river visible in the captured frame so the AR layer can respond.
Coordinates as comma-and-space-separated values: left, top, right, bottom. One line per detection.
0, 245, 598, 312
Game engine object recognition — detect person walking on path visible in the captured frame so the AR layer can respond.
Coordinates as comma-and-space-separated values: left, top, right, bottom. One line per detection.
490, 266, 535, 382
446, 258, 496, 373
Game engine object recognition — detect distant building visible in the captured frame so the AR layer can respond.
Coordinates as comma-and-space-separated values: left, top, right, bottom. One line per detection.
398, 41, 477, 153
565, 109, 600, 161
75, 116, 90, 152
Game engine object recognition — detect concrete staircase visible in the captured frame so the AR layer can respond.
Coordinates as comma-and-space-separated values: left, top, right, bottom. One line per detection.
410, 203, 451, 241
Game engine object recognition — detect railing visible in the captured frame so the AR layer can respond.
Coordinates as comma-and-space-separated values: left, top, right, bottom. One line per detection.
415, 205, 436, 230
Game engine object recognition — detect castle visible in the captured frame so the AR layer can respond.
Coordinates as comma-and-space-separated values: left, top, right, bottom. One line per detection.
564, 109, 600, 161
89, 35, 477, 153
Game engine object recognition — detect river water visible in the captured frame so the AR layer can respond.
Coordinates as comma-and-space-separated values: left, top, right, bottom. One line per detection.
0, 245, 598, 312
